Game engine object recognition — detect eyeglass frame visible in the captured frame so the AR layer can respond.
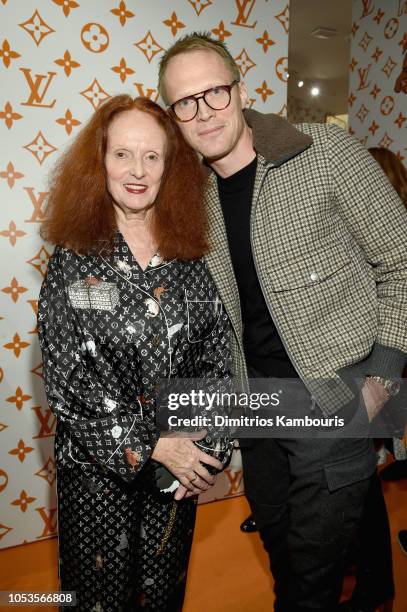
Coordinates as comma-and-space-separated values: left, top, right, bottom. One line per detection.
168, 79, 240, 122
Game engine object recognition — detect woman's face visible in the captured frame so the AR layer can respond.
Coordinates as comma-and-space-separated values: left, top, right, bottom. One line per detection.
105, 109, 167, 218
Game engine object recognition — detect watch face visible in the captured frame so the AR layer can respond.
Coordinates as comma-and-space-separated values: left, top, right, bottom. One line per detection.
388, 380, 401, 396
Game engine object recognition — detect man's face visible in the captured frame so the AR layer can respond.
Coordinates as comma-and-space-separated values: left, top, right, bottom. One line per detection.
163, 50, 248, 164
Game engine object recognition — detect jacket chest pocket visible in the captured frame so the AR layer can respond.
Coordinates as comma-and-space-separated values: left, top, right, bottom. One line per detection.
266, 242, 377, 361
184, 287, 223, 343
268, 245, 351, 292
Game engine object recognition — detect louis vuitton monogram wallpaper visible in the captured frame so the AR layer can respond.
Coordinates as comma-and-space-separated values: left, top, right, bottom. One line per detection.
0, 0, 289, 549
348, 0, 407, 164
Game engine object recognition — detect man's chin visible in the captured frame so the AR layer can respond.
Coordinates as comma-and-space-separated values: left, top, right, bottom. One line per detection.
203, 148, 230, 164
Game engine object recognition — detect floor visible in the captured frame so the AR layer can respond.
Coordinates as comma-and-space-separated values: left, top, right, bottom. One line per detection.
0, 471, 406, 611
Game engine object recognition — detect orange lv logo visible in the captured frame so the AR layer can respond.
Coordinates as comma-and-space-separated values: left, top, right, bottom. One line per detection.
27, 299, 38, 334
24, 187, 48, 222
133, 83, 160, 102
32, 406, 56, 438
36, 507, 57, 538
231, 0, 257, 29
20, 68, 57, 108
357, 64, 372, 90
361, 0, 374, 17
224, 468, 244, 496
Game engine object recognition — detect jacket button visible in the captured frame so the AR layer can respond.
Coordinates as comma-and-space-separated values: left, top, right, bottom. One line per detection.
310, 272, 319, 281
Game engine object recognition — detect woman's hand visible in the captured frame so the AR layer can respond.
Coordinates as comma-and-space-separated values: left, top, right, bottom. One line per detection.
151, 431, 222, 500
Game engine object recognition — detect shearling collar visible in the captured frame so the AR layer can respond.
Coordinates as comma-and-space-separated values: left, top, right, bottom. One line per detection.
243, 109, 313, 167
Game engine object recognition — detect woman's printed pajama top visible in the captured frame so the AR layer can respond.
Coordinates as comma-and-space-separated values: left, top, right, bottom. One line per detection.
38, 234, 232, 611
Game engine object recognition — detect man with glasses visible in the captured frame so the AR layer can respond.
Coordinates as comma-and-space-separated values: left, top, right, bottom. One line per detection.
157, 33, 407, 612
170, 80, 239, 122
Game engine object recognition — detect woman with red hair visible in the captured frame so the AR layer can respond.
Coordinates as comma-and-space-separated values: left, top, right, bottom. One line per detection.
38, 95, 232, 611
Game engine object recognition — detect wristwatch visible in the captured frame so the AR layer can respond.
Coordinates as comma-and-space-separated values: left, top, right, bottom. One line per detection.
367, 375, 401, 396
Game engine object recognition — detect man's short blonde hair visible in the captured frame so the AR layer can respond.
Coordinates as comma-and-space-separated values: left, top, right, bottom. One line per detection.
158, 32, 240, 104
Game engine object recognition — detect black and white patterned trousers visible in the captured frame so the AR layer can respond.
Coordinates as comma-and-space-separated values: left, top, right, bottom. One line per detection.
57, 464, 197, 611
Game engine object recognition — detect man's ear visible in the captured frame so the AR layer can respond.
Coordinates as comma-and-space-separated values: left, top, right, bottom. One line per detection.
238, 81, 248, 109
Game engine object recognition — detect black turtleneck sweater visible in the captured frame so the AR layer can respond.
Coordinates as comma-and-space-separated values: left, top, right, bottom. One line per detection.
217, 156, 298, 378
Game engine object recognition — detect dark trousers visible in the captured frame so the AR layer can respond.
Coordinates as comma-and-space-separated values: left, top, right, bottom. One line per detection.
349, 469, 394, 607
57, 464, 196, 611
242, 436, 377, 612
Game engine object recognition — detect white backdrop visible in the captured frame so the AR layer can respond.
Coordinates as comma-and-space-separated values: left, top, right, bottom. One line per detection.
0, 0, 289, 549
348, 0, 407, 166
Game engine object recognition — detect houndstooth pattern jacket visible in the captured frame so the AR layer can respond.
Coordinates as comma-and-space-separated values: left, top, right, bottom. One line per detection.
204, 109, 407, 415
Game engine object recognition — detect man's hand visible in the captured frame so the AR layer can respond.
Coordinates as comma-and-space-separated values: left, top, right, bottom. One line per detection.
151, 430, 223, 500
361, 377, 389, 421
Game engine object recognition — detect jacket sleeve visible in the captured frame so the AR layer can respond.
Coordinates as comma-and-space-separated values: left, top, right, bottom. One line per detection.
37, 247, 160, 482
195, 303, 235, 469
329, 124, 407, 377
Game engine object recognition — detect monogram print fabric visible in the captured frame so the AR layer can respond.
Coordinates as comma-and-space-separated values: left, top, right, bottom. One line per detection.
57, 464, 197, 611
38, 235, 233, 478
1, 0, 288, 550
348, 0, 407, 165
37, 233, 232, 610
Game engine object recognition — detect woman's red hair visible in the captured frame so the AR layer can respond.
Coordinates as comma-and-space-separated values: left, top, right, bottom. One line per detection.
368, 147, 407, 208
41, 95, 209, 259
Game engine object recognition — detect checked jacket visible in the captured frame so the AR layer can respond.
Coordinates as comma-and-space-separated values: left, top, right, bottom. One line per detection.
204, 109, 407, 414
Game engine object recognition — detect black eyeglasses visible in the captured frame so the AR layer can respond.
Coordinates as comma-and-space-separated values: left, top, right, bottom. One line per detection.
169, 80, 240, 122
